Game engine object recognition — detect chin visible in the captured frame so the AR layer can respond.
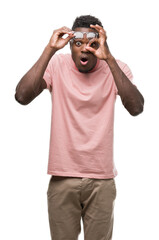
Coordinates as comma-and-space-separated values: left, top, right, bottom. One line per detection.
78, 68, 90, 73
78, 65, 95, 73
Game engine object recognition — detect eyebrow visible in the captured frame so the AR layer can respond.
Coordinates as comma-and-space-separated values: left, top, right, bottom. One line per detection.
73, 38, 85, 42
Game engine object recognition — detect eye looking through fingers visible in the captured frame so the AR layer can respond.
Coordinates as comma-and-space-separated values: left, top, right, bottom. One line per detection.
88, 39, 99, 49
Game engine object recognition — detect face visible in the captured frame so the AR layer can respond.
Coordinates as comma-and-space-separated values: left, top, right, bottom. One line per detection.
70, 27, 98, 73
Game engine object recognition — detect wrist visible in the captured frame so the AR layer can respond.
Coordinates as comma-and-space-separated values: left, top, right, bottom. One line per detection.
45, 44, 57, 56
105, 53, 115, 63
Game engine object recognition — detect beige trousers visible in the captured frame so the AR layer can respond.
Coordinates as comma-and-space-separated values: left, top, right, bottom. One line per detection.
47, 176, 117, 240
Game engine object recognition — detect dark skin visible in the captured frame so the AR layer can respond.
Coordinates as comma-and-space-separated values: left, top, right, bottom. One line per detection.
15, 26, 74, 103
85, 24, 144, 115
70, 27, 98, 73
15, 24, 144, 116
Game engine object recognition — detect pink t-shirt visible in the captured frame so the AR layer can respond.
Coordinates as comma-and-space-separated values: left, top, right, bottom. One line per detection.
43, 53, 133, 179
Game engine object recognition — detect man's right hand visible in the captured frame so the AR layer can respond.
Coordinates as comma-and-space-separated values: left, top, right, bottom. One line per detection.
48, 26, 74, 51
15, 26, 74, 105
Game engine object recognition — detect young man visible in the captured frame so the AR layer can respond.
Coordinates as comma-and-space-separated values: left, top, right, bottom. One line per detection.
15, 15, 144, 240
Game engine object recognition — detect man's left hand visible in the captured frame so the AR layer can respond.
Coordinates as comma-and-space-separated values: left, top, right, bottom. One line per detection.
85, 24, 112, 61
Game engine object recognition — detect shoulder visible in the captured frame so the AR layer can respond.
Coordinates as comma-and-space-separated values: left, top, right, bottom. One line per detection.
116, 59, 133, 81
115, 59, 133, 78
99, 59, 128, 70
50, 53, 71, 64
104, 58, 132, 75
47, 53, 72, 73
115, 59, 128, 70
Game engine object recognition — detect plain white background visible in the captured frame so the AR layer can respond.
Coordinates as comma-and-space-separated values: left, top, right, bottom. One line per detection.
0, 0, 159, 239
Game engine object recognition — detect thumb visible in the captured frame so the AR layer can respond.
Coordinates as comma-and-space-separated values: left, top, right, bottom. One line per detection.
63, 32, 74, 44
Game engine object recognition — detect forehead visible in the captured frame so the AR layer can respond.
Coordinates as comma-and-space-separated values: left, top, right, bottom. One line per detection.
73, 27, 98, 33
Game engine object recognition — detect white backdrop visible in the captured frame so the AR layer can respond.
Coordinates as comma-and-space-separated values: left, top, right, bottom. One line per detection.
0, 0, 159, 239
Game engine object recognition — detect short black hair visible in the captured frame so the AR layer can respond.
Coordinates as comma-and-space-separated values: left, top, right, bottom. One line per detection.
72, 15, 103, 30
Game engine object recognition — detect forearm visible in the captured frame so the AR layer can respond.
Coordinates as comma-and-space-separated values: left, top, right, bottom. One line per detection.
15, 45, 56, 104
85, 24, 144, 116
106, 55, 144, 116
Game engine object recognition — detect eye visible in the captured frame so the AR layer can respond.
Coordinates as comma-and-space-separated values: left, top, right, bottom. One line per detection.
75, 41, 82, 47
91, 42, 97, 48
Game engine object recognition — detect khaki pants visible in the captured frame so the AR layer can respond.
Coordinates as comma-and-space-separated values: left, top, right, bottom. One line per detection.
47, 176, 117, 240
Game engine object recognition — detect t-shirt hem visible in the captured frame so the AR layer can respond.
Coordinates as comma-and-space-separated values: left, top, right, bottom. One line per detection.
47, 170, 118, 179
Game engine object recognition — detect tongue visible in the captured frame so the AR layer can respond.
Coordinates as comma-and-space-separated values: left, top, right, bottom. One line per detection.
80, 60, 88, 65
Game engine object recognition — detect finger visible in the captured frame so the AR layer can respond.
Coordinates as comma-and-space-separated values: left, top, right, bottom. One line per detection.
63, 33, 74, 44
68, 31, 75, 36
90, 24, 106, 36
66, 33, 74, 40
88, 38, 98, 45
58, 29, 72, 35
62, 32, 74, 40
61, 26, 72, 32
90, 24, 101, 32
85, 46, 96, 54
57, 30, 74, 39
87, 38, 99, 49
90, 24, 103, 31
55, 26, 73, 35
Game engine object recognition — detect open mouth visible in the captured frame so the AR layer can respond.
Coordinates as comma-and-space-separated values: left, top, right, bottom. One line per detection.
80, 57, 88, 66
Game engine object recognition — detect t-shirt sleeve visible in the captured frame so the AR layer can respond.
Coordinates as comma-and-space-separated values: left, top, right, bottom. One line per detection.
114, 61, 134, 95
43, 55, 56, 92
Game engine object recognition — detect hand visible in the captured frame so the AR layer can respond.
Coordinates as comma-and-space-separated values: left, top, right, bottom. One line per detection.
85, 24, 112, 60
48, 26, 74, 51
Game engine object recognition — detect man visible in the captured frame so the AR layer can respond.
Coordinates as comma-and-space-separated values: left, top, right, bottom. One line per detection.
15, 15, 144, 240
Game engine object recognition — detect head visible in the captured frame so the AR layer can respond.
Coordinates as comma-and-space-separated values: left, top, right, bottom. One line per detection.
70, 15, 103, 73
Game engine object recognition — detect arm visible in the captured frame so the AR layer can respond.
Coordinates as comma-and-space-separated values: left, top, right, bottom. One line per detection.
15, 27, 74, 105
105, 55, 144, 116
86, 24, 144, 116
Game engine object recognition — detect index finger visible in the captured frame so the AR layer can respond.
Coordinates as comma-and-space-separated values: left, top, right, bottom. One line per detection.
61, 26, 72, 32
56, 26, 73, 35
87, 38, 99, 49
57, 29, 74, 38
90, 24, 106, 36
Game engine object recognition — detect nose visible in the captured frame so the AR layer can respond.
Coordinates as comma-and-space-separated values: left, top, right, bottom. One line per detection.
81, 43, 89, 53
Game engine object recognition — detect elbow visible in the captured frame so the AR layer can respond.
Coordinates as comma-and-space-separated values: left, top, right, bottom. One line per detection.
129, 104, 144, 116
15, 89, 32, 105
129, 98, 144, 116
15, 93, 27, 105
124, 97, 144, 116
